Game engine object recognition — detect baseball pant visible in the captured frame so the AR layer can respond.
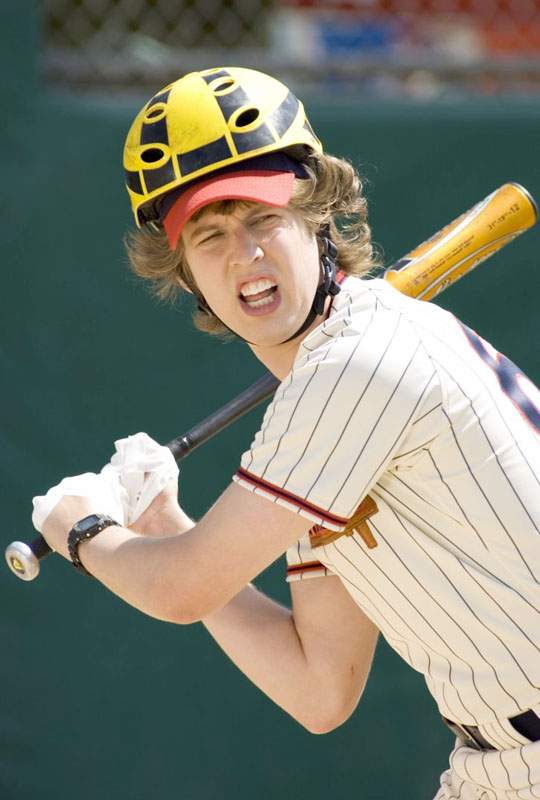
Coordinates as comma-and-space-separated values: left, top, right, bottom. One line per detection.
434, 739, 540, 799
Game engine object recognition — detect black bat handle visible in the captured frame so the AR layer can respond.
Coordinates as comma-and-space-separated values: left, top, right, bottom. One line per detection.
167, 372, 278, 458
5, 371, 279, 582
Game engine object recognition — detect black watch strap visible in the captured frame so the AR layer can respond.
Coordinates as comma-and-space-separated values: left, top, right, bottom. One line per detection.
67, 514, 119, 577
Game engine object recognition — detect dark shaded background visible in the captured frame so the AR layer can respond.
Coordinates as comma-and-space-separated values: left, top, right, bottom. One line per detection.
1, 6, 538, 799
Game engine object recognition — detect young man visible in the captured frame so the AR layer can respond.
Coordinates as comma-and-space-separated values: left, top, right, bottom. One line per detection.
35, 68, 540, 799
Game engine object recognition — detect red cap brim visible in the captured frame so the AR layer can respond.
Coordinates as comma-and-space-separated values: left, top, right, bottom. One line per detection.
163, 170, 296, 250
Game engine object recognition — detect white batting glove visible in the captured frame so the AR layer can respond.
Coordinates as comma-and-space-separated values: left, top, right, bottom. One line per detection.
31, 432, 178, 534
32, 466, 128, 534
108, 432, 179, 525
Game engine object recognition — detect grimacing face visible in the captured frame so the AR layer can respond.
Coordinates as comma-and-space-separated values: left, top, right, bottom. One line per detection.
181, 202, 321, 348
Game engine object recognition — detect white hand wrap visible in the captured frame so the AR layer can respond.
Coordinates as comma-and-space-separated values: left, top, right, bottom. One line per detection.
31, 467, 128, 533
31, 432, 179, 533
109, 431, 179, 524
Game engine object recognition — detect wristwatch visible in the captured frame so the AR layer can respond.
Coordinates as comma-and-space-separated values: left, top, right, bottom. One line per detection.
67, 514, 119, 577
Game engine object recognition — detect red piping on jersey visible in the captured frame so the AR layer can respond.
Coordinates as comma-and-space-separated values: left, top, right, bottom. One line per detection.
287, 561, 325, 576
235, 467, 348, 528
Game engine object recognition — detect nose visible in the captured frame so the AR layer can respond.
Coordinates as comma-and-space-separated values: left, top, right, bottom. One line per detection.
227, 223, 264, 269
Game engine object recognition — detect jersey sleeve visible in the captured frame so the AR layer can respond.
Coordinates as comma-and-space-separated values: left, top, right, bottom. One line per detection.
285, 534, 334, 582
233, 295, 442, 535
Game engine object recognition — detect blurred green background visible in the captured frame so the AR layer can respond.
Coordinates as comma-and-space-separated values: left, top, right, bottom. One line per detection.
1, 5, 539, 800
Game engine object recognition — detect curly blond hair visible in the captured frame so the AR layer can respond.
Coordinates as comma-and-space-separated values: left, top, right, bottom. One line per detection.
125, 152, 379, 335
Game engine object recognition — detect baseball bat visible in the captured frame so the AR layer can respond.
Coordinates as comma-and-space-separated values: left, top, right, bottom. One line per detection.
5, 182, 537, 581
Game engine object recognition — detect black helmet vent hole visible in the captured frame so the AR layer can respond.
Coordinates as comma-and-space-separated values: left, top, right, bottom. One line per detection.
212, 78, 236, 93
235, 108, 260, 127
141, 147, 166, 164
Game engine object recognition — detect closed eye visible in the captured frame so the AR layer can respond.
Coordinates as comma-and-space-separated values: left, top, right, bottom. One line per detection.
250, 213, 279, 226
197, 231, 223, 245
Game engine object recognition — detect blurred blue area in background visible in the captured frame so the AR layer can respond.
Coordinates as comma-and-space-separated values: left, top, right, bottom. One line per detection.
320, 15, 401, 53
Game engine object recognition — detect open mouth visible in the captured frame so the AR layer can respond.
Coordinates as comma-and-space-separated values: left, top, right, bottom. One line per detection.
239, 278, 279, 309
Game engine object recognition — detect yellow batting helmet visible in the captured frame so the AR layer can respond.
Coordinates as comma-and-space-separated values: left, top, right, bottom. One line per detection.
123, 66, 322, 227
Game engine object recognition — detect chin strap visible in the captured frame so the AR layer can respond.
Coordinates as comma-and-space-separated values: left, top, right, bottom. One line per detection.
196, 225, 341, 345
280, 225, 341, 344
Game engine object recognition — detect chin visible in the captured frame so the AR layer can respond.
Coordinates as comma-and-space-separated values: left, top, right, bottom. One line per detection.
229, 303, 311, 347
252, 324, 303, 349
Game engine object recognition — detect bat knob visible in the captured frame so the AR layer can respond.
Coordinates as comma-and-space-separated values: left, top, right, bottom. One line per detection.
5, 541, 41, 581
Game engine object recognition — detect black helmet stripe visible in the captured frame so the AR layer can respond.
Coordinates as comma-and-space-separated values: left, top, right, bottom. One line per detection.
232, 124, 276, 154
178, 135, 233, 177
202, 68, 231, 83
143, 159, 176, 194
213, 85, 251, 118
148, 88, 172, 106
268, 91, 300, 138
140, 117, 169, 147
125, 169, 143, 195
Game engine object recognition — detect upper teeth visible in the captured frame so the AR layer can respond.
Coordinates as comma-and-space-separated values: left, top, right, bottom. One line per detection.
240, 279, 275, 298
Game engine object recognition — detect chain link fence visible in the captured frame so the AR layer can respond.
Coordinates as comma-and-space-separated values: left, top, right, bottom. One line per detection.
46, 0, 273, 86
45, 0, 540, 96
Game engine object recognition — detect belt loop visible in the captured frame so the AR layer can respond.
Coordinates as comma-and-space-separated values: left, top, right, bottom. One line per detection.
509, 709, 540, 742
441, 717, 494, 751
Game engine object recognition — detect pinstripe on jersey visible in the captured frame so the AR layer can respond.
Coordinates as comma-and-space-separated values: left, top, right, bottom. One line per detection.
233, 277, 540, 738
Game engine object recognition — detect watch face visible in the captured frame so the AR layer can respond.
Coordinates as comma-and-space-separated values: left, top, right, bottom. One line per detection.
77, 514, 102, 533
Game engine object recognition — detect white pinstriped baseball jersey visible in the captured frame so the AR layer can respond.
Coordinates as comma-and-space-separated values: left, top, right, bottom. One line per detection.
233, 275, 540, 748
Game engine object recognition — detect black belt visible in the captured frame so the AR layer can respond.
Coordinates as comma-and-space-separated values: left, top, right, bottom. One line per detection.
443, 709, 540, 751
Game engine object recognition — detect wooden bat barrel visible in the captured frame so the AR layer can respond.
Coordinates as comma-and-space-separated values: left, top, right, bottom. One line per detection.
384, 183, 538, 301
